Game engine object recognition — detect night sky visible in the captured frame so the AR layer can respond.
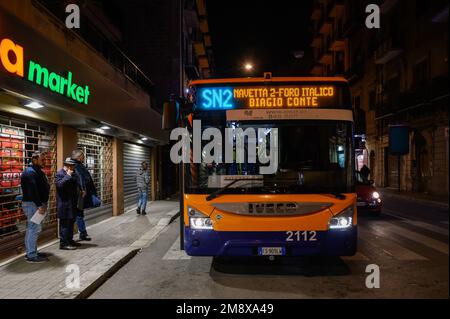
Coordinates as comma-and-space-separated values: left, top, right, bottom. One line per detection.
206, 0, 314, 78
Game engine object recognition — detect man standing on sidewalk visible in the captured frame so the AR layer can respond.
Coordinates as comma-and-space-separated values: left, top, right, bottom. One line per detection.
136, 161, 150, 215
20, 151, 50, 263
56, 158, 80, 250
71, 149, 97, 241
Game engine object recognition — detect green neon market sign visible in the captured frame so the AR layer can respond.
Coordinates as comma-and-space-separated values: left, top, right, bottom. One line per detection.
27, 60, 90, 105
0, 37, 90, 105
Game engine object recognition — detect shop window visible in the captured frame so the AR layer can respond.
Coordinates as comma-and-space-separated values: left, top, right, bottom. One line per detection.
0, 115, 57, 238
77, 132, 113, 209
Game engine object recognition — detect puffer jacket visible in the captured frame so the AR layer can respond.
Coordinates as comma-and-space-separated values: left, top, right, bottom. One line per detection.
136, 168, 150, 190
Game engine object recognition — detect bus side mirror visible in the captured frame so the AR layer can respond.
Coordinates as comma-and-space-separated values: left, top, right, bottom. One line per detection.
162, 101, 177, 130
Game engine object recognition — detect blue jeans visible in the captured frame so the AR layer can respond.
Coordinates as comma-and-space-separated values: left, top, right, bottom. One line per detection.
76, 215, 88, 237
138, 188, 148, 212
22, 201, 42, 259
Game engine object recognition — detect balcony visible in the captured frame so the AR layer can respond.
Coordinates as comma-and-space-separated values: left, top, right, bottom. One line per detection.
196, 0, 207, 17
311, 63, 324, 76
319, 50, 333, 65
374, 35, 403, 64
204, 34, 212, 47
329, 27, 345, 51
375, 76, 449, 118
319, 17, 334, 34
33, 0, 153, 92
328, 0, 344, 18
194, 42, 206, 57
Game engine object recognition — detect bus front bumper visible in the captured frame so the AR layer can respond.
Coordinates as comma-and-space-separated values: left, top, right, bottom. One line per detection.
184, 227, 357, 257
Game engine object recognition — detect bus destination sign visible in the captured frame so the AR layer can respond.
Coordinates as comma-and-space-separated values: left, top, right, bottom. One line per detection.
195, 85, 336, 110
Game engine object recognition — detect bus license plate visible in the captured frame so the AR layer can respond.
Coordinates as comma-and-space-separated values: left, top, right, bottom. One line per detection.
258, 247, 285, 256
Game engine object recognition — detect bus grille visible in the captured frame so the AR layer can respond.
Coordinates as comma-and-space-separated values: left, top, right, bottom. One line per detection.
212, 202, 333, 216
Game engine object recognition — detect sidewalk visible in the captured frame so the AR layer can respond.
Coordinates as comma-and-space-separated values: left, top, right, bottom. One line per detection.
379, 187, 449, 209
0, 200, 179, 299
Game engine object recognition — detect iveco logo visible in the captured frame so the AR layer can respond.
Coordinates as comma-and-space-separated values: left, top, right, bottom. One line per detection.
248, 202, 297, 214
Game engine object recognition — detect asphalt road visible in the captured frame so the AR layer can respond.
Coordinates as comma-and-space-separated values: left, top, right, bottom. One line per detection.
89, 196, 449, 299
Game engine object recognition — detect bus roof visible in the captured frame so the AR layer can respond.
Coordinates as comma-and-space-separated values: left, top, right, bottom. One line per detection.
190, 76, 348, 86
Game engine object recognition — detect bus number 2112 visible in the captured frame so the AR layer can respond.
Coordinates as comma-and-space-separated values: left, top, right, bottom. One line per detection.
286, 231, 317, 242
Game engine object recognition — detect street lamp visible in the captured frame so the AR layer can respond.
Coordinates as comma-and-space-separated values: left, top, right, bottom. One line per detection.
244, 63, 253, 71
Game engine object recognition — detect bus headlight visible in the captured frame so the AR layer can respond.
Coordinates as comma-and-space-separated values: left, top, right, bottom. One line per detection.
329, 205, 354, 230
372, 191, 380, 199
188, 206, 213, 230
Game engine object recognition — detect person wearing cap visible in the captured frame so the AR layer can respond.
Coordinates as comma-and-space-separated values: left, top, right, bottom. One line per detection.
20, 151, 50, 263
56, 157, 81, 250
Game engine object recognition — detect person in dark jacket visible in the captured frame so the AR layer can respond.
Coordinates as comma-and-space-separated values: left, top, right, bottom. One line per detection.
56, 158, 81, 250
360, 164, 371, 180
71, 149, 98, 241
20, 151, 50, 263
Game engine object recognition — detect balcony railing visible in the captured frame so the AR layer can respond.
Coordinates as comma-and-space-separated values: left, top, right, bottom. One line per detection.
33, 0, 154, 93
375, 76, 449, 118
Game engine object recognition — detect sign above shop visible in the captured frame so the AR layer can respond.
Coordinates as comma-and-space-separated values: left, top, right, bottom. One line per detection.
0, 37, 90, 105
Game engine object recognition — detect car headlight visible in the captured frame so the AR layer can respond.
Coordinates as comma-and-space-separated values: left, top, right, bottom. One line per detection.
329, 205, 354, 230
188, 206, 213, 230
372, 191, 380, 199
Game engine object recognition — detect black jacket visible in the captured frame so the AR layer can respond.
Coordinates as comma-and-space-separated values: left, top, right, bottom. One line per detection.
55, 168, 79, 219
20, 165, 50, 207
73, 160, 98, 209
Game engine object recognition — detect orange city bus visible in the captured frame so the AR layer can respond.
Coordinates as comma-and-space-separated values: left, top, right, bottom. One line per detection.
170, 74, 356, 257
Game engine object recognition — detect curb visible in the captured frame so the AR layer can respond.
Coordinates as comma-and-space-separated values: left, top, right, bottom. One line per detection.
73, 209, 180, 299
379, 191, 449, 210
75, 248, 140, 299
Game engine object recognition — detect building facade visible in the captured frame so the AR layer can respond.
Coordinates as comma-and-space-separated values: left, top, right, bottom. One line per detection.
0, 0, 167, 259
310, 0, 449, 197
101, 0, 215, 199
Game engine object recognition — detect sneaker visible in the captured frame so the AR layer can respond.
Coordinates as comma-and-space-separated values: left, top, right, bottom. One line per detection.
60, 245, 77, 250
79, 235, 92, 241
26, 256, 48, 263
141, 211, 147, 215
37, 252, 49, 258
136, 207, 141, 215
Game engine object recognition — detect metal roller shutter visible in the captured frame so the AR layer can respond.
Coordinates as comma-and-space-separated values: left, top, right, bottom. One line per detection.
123, 142, 151, 209
0, 114, 57, 259
77, 132, 113, 222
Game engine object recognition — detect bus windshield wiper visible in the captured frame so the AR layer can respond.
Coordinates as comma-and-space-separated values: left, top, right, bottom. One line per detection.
206, 177, 263, 201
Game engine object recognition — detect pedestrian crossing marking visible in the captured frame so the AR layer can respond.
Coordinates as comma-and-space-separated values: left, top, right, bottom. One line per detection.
163, 236, 192, 260
370, 222, 448, 255
341, 252, 369, 261
358, 226, 428, 261
383, 210, 449, 236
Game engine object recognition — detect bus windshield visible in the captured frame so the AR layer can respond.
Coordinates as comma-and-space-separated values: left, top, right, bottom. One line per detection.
185, 112, 354, 195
